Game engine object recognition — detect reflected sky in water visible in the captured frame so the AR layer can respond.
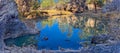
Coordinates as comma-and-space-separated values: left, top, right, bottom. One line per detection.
36, 20, 83, 50
35, 15, 108, 50
5, 15, 109, 50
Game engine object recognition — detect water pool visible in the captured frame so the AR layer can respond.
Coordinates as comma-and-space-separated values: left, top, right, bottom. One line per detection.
5, 15, 109, 50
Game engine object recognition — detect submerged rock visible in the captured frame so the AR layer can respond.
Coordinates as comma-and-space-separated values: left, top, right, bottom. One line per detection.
43, 37, 48, 41
0, 0, 39, 50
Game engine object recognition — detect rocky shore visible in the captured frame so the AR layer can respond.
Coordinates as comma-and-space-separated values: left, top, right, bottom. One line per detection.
0, 17, 119, 53
0, 0, 120, 53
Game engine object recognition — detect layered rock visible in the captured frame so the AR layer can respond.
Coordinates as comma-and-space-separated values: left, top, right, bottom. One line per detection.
0, 0, 39, 51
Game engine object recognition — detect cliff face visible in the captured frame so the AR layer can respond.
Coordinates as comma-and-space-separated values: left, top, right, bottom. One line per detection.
0, 0, 39, 50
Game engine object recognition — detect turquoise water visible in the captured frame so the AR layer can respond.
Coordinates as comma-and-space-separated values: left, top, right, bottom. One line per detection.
5, 15, 108, 50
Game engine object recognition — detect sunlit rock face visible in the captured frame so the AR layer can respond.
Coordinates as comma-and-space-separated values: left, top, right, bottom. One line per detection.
0, 0, 39, 50
87, 4, 95, 10
86, 18, 95, 27
102, 0, 120, 13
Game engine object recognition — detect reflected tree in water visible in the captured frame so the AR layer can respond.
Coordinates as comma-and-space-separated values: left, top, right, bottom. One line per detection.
39, 15, 109, 39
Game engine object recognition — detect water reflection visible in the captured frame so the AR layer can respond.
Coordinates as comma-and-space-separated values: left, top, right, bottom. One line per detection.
5, 15, 109, 50
36, 15, 109, 50
38, 15, 108, 39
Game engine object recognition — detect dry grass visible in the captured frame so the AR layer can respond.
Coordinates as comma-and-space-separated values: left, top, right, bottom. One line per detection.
29, 10, 73, 16
24, 10, 73, 19
24, 9, 120, 19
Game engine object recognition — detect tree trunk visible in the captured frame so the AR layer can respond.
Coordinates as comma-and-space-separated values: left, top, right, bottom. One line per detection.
94, 1, 97, 13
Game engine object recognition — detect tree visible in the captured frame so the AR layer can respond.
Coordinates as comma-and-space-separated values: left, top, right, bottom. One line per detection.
87, 0, 106, 13
15, 0, 40, 16
58, 0, 69, 4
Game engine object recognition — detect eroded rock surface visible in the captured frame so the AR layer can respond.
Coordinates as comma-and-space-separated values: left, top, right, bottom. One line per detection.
102, 0, 120, 13
0, 0, 39, 51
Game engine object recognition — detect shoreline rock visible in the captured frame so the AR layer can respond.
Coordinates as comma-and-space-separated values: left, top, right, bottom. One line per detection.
1, 42, 120, 53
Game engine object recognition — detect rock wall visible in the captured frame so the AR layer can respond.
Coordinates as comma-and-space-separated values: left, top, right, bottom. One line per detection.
102, 0, 120, 13
0, 0, 39, 50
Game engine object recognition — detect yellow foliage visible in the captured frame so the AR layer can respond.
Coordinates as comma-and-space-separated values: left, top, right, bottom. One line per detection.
86, 18, 95, 27
29, 10, 73, 16
87, 4, 95, 10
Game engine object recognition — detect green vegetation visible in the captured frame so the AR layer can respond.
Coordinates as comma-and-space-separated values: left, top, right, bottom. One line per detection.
31, 0, 40, 10
40, 0, 55, 8
86, 0, 106, 12
15, 0, 114, 18
40, 0, 70, 8
87, 0, 106, 5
